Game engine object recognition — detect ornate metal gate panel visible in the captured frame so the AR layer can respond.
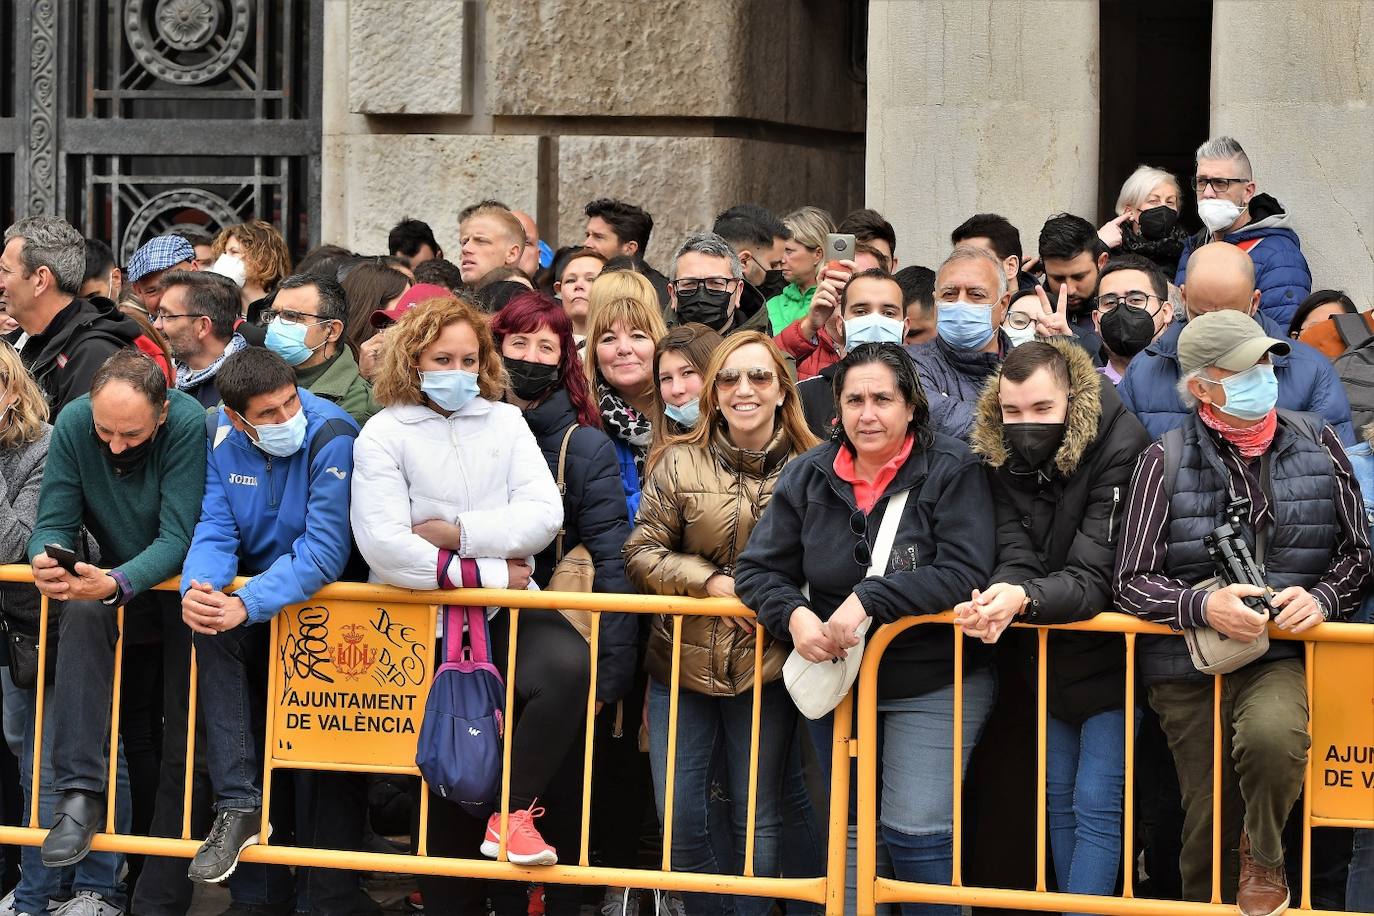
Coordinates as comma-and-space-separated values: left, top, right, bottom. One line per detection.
2, 0, 321, 261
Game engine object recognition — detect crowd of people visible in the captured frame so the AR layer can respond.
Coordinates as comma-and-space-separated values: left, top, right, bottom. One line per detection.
0, 133, 1367, 916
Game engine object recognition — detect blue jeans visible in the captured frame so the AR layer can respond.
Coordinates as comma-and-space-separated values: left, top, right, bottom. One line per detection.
1046, 708, 1138, 912
1351, 829, 1374, 913
1, 666, 129, 911
878, 668, 996, 916
648, 678, 796, 916
194, 622, 297, 908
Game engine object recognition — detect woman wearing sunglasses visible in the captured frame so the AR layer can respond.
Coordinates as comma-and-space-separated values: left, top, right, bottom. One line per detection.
736, 342, 996, 916
623, 331, 818, 916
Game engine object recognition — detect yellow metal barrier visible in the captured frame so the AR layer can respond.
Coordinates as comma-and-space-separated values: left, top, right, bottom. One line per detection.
854, 610, 1374, 916
0, 565, 848, 911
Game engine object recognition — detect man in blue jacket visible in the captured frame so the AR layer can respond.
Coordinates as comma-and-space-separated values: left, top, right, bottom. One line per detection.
177, 347, 366, 911
1174, 136, 1311, 326
1120, 241, 1353, 444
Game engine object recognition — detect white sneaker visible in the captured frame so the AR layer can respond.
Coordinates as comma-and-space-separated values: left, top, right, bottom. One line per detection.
655, 891, 687, 916
51, 893, 122, 916
600, 887, 642, 916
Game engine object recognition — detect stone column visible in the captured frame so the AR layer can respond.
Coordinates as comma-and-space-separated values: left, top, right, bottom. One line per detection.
865, 0, 1100, 268
1211, 0, 1374, 306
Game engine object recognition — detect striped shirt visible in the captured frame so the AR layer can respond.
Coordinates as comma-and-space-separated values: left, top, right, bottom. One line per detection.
1114, 421, 1370, 629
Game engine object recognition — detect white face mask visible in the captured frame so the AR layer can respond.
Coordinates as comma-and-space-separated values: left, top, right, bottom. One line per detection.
1002, 322, 1037, 348
1197, 198, 1244, 234
209, 253, 247, 288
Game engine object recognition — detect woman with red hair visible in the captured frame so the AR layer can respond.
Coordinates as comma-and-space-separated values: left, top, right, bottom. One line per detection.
489, 291, 637, 915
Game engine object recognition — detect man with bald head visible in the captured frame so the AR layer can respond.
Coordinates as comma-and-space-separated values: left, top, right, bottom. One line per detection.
1119, 241, 1352, 441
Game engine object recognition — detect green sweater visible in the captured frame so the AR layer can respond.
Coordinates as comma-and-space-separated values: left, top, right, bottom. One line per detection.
28, 389, 207, 596
295, 347, 378, 426
765, 282, 816, 335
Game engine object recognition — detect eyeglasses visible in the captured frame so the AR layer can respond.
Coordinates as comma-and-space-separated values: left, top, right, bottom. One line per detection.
1097, 291, 1164, 315
260, 308, 327, 327
153, 312, 205, 322
850, 510, 871, 568
672, 277, 738, 295
1004, 310, 1035, 330
716, 366, 776, 389
1193, 176, 1250, 193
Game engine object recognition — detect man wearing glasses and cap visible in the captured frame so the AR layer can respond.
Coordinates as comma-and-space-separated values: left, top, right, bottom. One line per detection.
1115, 309, 1370, 916
1173, 136, 1312, 327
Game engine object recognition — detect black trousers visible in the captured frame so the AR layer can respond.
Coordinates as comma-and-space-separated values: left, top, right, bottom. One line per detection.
417, 611, 590, 914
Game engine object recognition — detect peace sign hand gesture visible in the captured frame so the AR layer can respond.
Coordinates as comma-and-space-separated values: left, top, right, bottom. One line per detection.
1032, 282, 1074, 339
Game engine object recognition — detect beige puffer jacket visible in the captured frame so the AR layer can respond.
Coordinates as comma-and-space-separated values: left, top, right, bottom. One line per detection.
624, 426, 797, 696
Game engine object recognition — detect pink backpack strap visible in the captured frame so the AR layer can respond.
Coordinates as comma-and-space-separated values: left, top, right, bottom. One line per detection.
436, 551, 491, 664
457, 559, 493, 663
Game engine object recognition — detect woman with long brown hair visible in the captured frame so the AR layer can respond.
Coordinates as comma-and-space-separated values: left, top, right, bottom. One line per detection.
623, 331, 818, 916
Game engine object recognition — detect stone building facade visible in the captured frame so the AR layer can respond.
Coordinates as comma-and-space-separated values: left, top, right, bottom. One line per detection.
322, 0, 867, 267
866, 0, 1374, 304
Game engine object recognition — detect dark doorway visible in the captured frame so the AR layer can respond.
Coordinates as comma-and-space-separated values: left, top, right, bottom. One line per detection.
1098, 0, 1213, 233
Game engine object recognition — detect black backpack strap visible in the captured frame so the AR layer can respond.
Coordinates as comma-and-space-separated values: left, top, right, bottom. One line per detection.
308, 417, 359, 466
1333, 313, 1374, 350
1160, 425, 1185, 500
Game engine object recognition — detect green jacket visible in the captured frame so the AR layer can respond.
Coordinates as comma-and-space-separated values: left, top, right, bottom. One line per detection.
765, 282, 816, 335
295, 347, 378, 426
29, 389, 207, 597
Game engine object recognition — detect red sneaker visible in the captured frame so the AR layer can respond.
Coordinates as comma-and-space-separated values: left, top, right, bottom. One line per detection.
480, 803, 558, 866
528, 883, 545, 916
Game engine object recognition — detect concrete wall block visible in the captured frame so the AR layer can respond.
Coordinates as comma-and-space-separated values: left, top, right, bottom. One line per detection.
348, 0, 468, 115
487, 0, 863, 130
1212, 1, 1374, 302
333, 135, 539, 253
557, 135, 862, 268
867, 0, 1100, 268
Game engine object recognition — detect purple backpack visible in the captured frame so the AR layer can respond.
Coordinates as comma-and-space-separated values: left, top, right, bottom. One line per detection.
415, 552, 505, 815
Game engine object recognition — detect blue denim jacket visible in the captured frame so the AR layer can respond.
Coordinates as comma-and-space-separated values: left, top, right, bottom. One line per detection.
1345, 440, 1374, 622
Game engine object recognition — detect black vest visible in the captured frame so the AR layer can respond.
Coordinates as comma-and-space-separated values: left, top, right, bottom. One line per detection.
1139, 411, 1334, 683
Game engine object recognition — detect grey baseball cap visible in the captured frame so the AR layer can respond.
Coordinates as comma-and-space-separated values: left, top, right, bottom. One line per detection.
1177, 310, 1290, 377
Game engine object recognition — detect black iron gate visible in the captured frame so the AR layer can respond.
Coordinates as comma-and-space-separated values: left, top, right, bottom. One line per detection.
1, 0, 321, 261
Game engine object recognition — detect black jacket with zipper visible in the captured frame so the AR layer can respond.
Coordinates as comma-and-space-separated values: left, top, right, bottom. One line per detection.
736, 432, 996, 701
521, 387, 638, 703
970, 337, 1151, 723
21, 297, 143, 412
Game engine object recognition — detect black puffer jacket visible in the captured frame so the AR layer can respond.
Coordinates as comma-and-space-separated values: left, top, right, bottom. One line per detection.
736, 433, 996, 701
521, 387, 637, 703
21, 297, 143, 411
969, 337, 1150, 722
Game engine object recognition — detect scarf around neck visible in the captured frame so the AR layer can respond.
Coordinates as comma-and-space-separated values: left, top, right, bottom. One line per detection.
598, 384, 653, 475
1199, 403, 1277, 459
175, 332, 248, 391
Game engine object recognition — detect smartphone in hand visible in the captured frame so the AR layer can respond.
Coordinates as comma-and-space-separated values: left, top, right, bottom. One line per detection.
44, 544, 80, 575
822, 233, 857, 277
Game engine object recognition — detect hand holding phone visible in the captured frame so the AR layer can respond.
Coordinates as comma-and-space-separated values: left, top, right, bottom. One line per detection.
44, 544, 80, 575
822, 233, 857, 277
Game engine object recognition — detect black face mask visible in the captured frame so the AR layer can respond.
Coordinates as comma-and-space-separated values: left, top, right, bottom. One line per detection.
1004, 421, 1065, 471
676, 287, 733, 331
759, 269, 787, 300
503, 356, 560, 402
1098, 303, 1158, 359
1137, 206, 1180, 241
93, 425, 158, 477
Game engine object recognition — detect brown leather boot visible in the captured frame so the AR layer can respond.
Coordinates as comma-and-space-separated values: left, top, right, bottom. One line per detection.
1238, 830, 1290, 916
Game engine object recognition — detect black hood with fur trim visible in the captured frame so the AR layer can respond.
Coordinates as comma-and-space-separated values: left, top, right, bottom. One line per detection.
969, 336, 1152, 724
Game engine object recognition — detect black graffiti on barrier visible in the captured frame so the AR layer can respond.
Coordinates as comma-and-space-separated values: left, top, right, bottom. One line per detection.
280, 606, 335, 687
369, 607, 427, 688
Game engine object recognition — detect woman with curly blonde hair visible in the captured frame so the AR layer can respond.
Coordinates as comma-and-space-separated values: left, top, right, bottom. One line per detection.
351, 295, 572, 909
211, 220, 292, 315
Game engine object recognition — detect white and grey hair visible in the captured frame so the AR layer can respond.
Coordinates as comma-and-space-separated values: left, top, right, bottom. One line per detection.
1115, 165, 1181, 215
2, 216, 85, 294
1176, 367, 1214, 408
1195, 136, 1253, 178
938, 244, 1008, 299
671, 232, 743, 281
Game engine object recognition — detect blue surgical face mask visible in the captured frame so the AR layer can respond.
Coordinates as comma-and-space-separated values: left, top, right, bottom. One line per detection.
663, 398, 701, 428
247, 406, 308, 458
843, 312, 904, 348
1208, 363, 1278, 421
265, 317, 327, 367
936, 300, 997, 350
420, 368, 481, 412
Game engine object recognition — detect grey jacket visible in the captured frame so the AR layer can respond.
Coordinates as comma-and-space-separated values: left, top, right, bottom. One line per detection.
0, 426, 51, 629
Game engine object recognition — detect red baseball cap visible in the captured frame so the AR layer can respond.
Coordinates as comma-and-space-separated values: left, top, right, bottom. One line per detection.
371, 283, 452, 329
